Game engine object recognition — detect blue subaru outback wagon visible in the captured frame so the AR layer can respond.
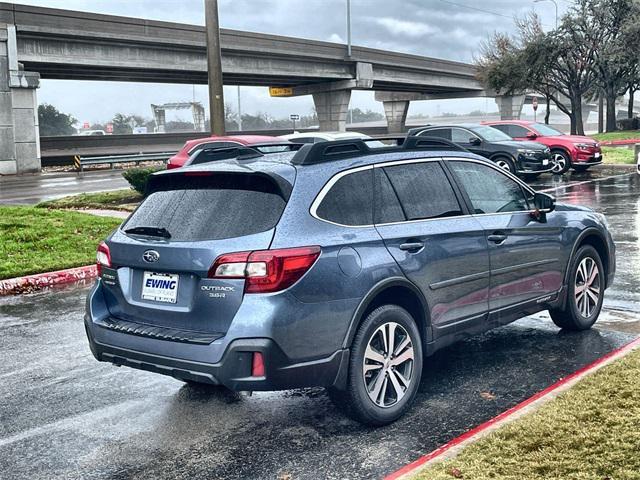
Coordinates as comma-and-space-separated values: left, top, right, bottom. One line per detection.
85, 137, 615, 425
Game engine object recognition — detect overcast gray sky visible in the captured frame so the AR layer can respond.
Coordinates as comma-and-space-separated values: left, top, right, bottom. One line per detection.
16, 0, 569, 126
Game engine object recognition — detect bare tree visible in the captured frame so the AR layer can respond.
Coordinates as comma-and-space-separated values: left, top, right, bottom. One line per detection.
590, 0, 640, 131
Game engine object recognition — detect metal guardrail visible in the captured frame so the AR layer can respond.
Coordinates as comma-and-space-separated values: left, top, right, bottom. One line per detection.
40, 127, 392, 166
75, 151, 177, 174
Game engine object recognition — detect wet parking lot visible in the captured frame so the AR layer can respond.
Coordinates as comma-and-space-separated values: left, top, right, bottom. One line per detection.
1, 168, 639, 480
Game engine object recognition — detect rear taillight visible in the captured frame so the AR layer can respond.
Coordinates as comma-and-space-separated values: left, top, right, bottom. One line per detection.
96, 241, 111, 275
209, 246, 321, 293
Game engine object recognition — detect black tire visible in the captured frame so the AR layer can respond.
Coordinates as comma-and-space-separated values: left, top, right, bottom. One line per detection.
493, 156, 516, 174
328, 305, 423, 426
550, 150, 571, 175
573, 165, 590, 172
549, 245, 604, 331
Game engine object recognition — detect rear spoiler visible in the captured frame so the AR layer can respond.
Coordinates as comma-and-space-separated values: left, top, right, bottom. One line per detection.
146, 170, 293, 200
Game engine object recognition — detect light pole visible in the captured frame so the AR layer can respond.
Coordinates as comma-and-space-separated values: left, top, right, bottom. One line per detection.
346, 0, 352, 57
236, 85, 242, 131
534, 0, 558, 29
204, 0, 225, 135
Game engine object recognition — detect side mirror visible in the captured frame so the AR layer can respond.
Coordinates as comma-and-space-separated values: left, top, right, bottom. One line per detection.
526, 131, 538, 139
468, 137, 481, 146
534, 192, 555, 213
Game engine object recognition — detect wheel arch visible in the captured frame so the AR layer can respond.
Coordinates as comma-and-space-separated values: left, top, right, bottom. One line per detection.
567, 228, 611, 288
342, 277, 431, 351
550, 146, 573, 162
489, 152, 516, 162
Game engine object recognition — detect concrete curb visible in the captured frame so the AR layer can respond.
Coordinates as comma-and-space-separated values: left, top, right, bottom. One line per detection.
384, 335, 640, 480
0, 265, 96, 295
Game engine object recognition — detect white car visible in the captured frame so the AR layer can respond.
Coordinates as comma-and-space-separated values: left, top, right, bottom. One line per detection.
279, 131, 385, 147
637, 146, 640, 174
77, 129, 107, 136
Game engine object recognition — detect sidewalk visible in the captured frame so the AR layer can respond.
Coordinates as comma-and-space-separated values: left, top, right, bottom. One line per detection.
0, 170, 130, 205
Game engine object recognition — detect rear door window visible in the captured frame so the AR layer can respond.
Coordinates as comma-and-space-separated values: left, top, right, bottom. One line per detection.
507, 125, 530, 137
374, 169, 405, 224
382, 162, 463, 221
315, 169, 373, 226
124, 175, 287, 241
491, 124, 511, 136
420, 128, 451, 140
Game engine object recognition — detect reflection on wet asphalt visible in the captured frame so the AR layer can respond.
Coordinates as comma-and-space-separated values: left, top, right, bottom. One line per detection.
530, 168, 640, 331
0, 168, 638, 480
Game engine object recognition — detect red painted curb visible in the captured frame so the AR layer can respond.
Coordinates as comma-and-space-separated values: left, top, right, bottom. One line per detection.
0, 264, 97, 295
600, 139, 640, 146
384, 335, 640, 480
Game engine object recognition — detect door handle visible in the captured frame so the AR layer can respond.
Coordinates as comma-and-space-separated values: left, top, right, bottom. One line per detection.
487, 232, 508, 244
399, 242, 424, 252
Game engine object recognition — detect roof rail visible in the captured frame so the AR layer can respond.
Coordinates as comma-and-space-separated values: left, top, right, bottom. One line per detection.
290, 135, 467, 165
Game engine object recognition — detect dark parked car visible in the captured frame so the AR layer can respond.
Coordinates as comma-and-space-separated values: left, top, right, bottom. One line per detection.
408, 124, 552, 176
86, 137, 614, 425
482, 120, 602, 174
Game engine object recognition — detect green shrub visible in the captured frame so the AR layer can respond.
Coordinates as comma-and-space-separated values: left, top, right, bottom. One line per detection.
122, 167, 162, 195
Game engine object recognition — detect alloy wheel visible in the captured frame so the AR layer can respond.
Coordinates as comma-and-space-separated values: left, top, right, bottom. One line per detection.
495, 159, 512, 172
551, 153, 567, 174
363, 322, 414, 408
574, 257, 600, 318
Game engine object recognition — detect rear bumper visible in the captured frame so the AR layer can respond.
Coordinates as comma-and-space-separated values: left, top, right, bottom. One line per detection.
85, 316, 348, 390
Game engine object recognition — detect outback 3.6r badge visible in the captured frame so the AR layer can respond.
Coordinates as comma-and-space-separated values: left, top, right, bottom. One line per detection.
201, 285, 235, 298
142, 250, 160, 263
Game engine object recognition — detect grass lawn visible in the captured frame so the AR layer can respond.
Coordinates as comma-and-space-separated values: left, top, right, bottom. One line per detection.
37, 189, 142, 212
414, 348, 640, 480
601, 146, 636, 164
593, 130, 640, 142
0, 206, 122, 280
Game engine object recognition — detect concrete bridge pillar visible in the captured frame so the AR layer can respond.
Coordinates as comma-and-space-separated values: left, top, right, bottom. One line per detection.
382, 100, 410, 134
581, 103, 597, 123
312, 89, 351, 132
495, 94, 525, 120
1, 24, 40, 174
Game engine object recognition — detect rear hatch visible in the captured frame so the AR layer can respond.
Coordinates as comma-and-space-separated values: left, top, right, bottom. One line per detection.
100, 168, 293, 337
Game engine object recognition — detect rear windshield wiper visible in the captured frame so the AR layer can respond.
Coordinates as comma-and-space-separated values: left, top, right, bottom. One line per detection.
124, 226, 171, 239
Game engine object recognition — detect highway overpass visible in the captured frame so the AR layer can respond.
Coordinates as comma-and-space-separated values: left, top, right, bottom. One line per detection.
1, 2, 520, 174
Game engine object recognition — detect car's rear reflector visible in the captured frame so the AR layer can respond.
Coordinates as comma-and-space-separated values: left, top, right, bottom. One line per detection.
252, 352, 265, 377
209, 246, 321, 293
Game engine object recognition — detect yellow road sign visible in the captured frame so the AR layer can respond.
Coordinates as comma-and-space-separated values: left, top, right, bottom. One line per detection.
269, 87, 294, 97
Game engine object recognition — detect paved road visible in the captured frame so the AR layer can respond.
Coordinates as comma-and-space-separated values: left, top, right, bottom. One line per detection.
1, 168, 639, 480
0, 170, 130, 205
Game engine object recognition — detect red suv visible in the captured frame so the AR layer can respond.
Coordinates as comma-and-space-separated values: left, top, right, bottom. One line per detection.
483, 121, 602, 174
167, 135, 284, 169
